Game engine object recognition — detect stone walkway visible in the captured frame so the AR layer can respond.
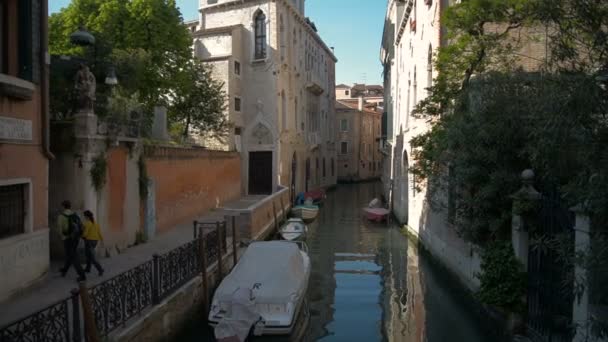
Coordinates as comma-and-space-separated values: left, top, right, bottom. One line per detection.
0, 202, 243, 328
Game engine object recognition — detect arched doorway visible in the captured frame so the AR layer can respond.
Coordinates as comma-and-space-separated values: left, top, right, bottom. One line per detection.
399, 150, 410, 224
305, 158, 311, 192
291, 152, 297, 203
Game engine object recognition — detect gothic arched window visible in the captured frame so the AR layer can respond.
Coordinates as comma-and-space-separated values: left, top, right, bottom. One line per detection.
254, 11, 267, 59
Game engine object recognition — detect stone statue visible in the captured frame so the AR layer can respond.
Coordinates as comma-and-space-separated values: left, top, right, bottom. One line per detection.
74, 63, 96, 112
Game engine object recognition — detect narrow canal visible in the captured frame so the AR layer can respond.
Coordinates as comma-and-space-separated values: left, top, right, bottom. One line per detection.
178, 182, 500, 341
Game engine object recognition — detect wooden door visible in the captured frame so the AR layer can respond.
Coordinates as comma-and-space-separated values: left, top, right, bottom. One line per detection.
249, 151, 273, 195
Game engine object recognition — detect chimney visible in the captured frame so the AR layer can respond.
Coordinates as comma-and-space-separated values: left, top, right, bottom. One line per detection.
358, 96, 364, 111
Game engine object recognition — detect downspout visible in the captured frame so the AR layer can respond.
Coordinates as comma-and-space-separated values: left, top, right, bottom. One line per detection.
40, 0, 54, 160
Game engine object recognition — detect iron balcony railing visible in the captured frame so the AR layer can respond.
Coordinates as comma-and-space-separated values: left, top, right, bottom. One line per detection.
0, 221, 234, 341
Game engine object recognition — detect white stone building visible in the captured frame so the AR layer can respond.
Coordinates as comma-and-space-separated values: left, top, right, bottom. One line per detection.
189, 0, 338, 197
381, 0, 440, 227
380, 0, 484, 292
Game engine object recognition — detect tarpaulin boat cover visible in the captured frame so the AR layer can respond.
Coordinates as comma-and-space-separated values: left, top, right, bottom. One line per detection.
214, 287, 260, 341
215, 241, 306, 304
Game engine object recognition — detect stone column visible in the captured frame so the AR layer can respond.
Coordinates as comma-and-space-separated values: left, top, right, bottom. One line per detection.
571, 204, 593, 342
73, 109, 102, 219
511, 169, 541, 270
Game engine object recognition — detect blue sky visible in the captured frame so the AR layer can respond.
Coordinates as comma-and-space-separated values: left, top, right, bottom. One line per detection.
49, 0, 385, 85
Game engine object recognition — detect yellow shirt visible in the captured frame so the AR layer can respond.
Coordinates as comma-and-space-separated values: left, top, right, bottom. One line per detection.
83, 220, 103, 241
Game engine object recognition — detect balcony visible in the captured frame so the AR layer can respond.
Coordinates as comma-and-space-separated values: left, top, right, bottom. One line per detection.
306, 72, 325, 96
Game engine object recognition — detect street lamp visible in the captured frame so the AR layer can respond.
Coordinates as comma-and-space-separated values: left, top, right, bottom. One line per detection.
104, 66, 118, 86
70, 26, 95, 47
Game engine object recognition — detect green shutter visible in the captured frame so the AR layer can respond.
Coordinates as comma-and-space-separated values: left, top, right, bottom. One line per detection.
18, 0, 33, 81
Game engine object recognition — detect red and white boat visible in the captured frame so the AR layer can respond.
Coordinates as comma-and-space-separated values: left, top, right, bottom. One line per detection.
362, 208, 390, 222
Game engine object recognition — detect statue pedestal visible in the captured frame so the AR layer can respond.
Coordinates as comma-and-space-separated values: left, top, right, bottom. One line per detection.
74, 110, 97, 137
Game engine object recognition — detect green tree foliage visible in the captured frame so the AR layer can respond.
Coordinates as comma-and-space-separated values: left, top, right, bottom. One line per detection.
49, 0, 191, 111
477, 241, 526, 312
169, 60, 228, 139
410, 0, 608, 244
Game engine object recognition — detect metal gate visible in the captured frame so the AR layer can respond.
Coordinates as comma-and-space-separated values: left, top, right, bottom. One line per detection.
0, 184, 26, 239
527, 191, 575, 342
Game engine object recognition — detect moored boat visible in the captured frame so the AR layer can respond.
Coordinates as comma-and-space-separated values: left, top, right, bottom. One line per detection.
304, 189, 326, 206
363, 207, 390, 222
290, 204, 319, 223
209, 241, 311, 339
279, 218, 308, 241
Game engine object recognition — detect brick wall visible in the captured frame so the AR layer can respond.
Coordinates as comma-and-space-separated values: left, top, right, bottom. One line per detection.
145, 146, 241, 234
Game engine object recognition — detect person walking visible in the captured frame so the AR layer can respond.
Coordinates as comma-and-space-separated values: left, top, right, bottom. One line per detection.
57, 200, 86, 281
82, 210, 104, 276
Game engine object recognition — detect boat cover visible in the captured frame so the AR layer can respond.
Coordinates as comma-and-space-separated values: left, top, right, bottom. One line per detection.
214, 241, 307, 304
215, 288, 260, 342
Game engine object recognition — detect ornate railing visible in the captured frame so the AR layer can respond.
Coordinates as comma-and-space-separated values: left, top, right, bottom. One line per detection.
0, 296, 76, 342
0, 222, 235, 341
156, 240, 200, 301
89, 261, 154, 337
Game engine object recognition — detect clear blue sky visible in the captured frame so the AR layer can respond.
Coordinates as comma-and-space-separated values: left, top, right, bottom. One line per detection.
49, 0, 385, 85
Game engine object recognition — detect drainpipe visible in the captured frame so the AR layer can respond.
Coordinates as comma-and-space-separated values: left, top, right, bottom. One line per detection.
40, 0, 54, 160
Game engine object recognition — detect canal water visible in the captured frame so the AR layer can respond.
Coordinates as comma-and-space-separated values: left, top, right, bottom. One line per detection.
177, 182, 501, 341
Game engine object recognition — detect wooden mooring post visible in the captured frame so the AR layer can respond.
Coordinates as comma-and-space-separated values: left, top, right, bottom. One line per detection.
216, 221, 223, 282
78, 282, 100, 342
232, 216, 238, 266
272, 202, 279, 232
198, 224, 209, 312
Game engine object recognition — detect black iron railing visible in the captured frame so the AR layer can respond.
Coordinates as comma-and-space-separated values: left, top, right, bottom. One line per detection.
0, 222, 235, 341
0, 295, 77, 342
89, 260, 154, 337
156, 240, 200, 301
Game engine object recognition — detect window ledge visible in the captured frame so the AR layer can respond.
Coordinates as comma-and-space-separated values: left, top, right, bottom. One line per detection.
0, 74, 35, 100
251, 58, 268, 65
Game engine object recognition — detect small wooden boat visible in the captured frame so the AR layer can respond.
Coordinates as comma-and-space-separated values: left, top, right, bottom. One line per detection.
363, 207, 390, 222
304, 189, 326, 206
291, 204, 319, 223
280, 218, 308, 241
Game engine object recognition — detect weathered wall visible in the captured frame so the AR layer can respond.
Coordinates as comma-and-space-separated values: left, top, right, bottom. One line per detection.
145, 146, 241, 234
0, 229, 49, 301
225, 186, 290, 241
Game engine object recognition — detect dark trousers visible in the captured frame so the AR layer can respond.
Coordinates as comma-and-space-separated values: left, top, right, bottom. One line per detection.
61, 238, 85, 277
84, 240, 103, 273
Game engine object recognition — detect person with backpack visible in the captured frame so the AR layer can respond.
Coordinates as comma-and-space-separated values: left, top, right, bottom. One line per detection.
57, 200, 86, 281
82, 210, 104, 276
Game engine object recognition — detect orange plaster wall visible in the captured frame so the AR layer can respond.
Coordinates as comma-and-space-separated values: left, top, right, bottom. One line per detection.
146, 148, 242, 234
0, 86, 48, 231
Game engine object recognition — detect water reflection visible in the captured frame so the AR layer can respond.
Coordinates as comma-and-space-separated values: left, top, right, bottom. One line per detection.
177, 182, 498, 341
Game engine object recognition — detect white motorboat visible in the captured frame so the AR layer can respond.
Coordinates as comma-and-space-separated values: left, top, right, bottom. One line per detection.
279, 218, 308, 241
208, 241, 311, 338
290, 204, 319, 223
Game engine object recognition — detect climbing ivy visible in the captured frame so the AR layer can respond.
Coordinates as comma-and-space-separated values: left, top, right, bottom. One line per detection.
138, 154, 149, 200
90, 153, 107, 193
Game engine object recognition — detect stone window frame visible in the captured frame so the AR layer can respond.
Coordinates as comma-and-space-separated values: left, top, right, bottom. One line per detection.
234, 59, 241, 77
253, 10, 268, 61
234, 96, 242, 112
0, 0, 37, 100
340, 119, 348, 132
340, 141, 348, 155
0, 178, 33, 239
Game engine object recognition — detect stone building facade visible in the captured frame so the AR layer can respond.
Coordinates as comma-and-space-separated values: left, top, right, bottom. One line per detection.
0, 0, 51, 301
190, 0, 338, 197
336, 99, 382, 182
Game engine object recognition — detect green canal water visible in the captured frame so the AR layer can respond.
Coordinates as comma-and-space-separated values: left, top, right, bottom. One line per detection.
176, 182, 502, 341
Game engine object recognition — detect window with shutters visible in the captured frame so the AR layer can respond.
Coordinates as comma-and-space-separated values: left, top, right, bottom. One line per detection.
0, 183, 26, 239
340, 141, 348, 155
